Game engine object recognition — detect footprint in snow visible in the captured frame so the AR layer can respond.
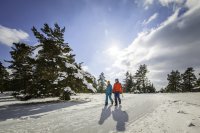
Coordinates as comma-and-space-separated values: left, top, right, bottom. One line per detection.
173, 100, 180, 103
177, 110, 187, 114
188, 122, 195, 127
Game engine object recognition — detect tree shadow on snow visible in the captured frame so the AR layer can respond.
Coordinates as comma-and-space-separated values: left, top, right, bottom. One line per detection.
112, 105, 129, 131
98, 105, 112, 125
0, 101, 86, 121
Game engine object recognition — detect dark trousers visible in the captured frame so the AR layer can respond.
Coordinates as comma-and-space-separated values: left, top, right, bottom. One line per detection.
105, 94, 113, 103
114, 92, 121, 105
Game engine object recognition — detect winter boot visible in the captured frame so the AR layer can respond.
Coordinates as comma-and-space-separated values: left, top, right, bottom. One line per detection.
114, 102, 118, 106
105, 102, 108, 106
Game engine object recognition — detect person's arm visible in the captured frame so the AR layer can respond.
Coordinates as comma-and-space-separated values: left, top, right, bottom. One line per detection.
120, 83, 124, 97
120, 83, 123, 93
112, 84, 115, 93
109, 85, 112, 94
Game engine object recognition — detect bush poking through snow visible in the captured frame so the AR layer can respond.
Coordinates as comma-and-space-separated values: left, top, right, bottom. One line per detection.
60, 87, 75, 101
60, 91, 70, 101
15, 94, 32, 101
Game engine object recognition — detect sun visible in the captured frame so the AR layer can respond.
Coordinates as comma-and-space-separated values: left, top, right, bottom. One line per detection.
107, 45, 120, 57
106, 45, 120, 57
105, 39, 122, 57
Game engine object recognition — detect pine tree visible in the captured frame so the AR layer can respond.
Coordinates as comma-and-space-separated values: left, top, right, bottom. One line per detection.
123, 71, 134, 93
93, 78, 98, 90
145, 83, 156, 93
144, 80, 156, 93
181, 67, 197, 92
97, 72, 106, 93
3, 23, 96, 100
197, 74, 200, 87
166, 70, 182, 92
0, 62, 9, 93
32, 23, 96, 98
160, 88, 165, 93
32, 23, 67, 96
134, 64, 148, 93
6, 43, 33, 95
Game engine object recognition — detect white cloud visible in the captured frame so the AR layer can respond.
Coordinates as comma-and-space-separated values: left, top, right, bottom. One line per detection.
0, 25, 29, 46
143, 0, 200, 10
158, 0, 184, 7
143, 0, 154, 10
185, 0, 200, 9
105, 4, 200, 89
143, 13, 159, 25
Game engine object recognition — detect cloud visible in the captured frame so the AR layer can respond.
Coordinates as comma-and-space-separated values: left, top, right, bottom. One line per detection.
105, 2, 200, 89
185, 0, 200, 8
0, 25, 29, 46
158, 0, 185, 7
143, 0, 154, 10
143, 13, 158, 25
143, 0, 199, 10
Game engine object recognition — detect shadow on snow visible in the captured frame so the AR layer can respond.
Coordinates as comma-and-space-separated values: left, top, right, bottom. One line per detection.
98, 105, 129, 131
0, 101, 86, 121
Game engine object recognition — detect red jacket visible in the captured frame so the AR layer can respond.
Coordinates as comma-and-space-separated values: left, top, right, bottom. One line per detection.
113, 82, 123, 93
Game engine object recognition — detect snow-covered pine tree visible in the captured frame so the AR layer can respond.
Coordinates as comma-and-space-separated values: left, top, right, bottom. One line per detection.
97, 72, 106, 93
32, 23, 96, 99
0, 62, 9, 93
197, 73, 200, 87
93, 78, 98, 90
32, 24, 63, 97
6, 43, 34, 96
145, 83, 156, 93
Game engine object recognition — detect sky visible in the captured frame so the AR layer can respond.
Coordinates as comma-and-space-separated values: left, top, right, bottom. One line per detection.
0, 0, 200, 89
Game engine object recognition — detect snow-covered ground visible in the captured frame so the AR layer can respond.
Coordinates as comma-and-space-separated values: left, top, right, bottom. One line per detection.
0, 93, 200, 133
126, 93, 200, 133
0, 95, 60, 107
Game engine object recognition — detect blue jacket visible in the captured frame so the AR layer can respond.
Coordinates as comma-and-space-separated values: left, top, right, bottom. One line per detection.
105, 84, 112, 95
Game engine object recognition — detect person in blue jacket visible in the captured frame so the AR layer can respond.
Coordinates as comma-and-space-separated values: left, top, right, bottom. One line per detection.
105, 81, 113, 106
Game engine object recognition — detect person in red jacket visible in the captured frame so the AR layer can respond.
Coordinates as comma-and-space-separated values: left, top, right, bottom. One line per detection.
112, 79, 123, 106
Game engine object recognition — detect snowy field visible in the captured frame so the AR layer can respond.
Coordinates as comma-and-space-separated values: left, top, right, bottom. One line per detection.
0, 93, 200, 133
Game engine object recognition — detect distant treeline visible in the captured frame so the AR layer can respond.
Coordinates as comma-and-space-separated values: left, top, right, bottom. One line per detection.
161, 67, 200, 93
97, 64, 156, 93
96, 66, 200, 94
